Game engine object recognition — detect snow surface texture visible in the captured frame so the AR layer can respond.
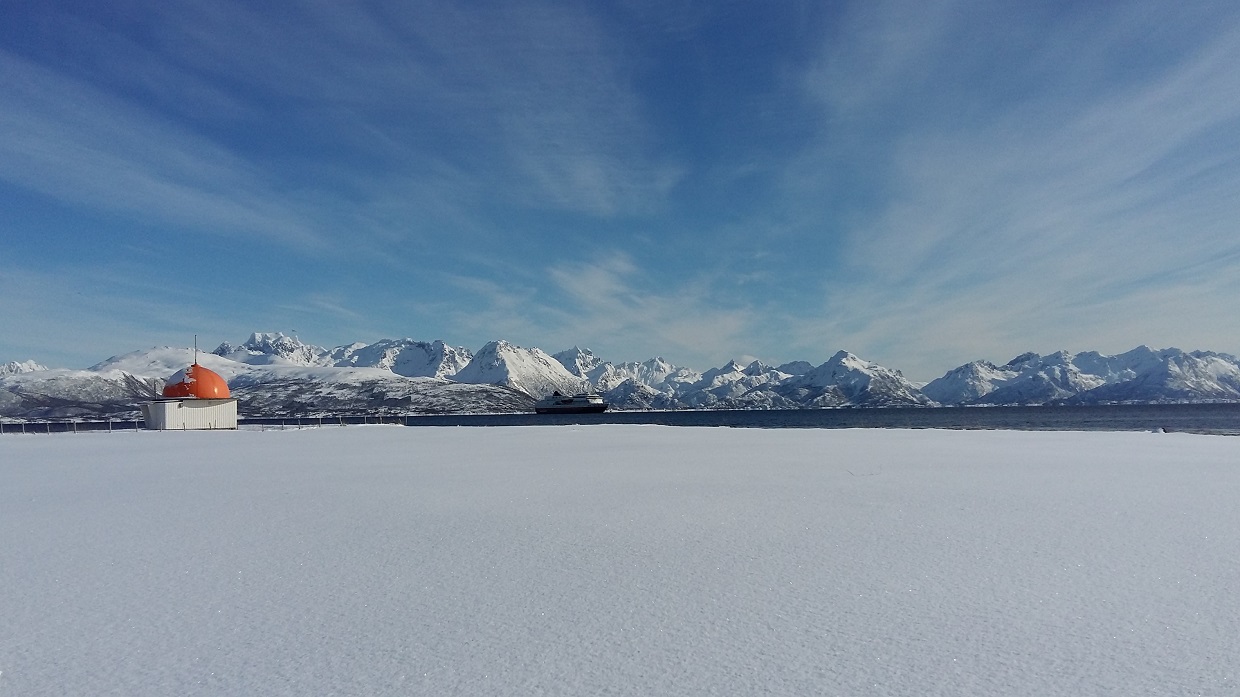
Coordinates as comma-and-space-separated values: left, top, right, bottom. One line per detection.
2, 426, 1237, 696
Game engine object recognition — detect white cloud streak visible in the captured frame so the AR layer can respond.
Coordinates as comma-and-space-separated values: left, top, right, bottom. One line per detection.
147, 0, 680, 216
0, 50, 328, 249
1, 1, 679, 253
7, 0, 1240, 378
785, 0, 1240, 378
436, 253, 760, 366
0, 264, 251, 368
542, 255, 755, 361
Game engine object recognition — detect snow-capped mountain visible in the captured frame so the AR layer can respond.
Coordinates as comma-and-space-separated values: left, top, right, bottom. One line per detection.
552, 348, 704, 401
600, 379, 682, 411
775, 361, 814, 376
974, 351, 1105, 405
552, 347, 605, 379
578, 356, 701, 396
5, 335, 1240, 421
921, 359, 1020, 404
580, 351, 930, 410
676, 360, 793, 408
214, 332, 474, 378
453, 340, 589, 398
328, 338, 472, 378
214, 332, 334, 366
772, 351, 934, 407
2, 344, 531, 421
93, 347, 255, 380
0, 367, 139, 420
1065, 349, 1240, 403
923, 346, 1240, 405
1, 360, 48, 376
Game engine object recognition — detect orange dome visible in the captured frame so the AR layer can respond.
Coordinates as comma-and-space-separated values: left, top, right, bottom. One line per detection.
163, 363, 231, 399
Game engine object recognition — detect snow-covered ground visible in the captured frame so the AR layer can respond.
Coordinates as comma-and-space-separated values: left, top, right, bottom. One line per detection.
2, 426, 1237, 696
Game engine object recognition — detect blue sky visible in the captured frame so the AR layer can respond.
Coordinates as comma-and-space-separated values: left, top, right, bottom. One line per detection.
3, 0, 1239, 380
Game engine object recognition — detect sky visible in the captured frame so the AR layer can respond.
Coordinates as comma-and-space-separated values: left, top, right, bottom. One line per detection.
2, 0, 1239, 381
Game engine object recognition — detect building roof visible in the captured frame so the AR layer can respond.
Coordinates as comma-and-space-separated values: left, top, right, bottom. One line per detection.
163, 363, 231, 399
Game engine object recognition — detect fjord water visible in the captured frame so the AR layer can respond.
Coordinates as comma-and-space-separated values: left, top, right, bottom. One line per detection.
8, 403, 1239, 435
401, 403, 1240, 434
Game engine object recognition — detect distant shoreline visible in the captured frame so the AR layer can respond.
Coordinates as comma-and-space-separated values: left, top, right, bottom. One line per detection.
4, 402, 1238, 436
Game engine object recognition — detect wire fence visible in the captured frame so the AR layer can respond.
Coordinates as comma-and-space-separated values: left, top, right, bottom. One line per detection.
0, 414, 429, 434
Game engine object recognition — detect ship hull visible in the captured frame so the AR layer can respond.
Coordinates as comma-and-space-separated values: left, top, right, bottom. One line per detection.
534, 403, 609, 414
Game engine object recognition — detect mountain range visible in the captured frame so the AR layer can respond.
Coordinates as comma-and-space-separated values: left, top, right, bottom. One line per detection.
2, 332, 1239, 420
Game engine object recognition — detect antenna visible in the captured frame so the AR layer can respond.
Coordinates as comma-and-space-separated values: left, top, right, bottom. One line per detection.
194, 335, 199, 365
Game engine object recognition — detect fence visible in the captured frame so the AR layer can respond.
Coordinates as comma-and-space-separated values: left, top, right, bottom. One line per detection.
0, 420, 145, 434
0, 414, 432, 434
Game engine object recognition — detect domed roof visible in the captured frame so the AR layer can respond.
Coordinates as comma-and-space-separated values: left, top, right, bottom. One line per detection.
163, 363, 231, 399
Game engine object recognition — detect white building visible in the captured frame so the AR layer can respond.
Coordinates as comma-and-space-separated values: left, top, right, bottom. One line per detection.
141, 398, 237, 430
143, 362, 238, 430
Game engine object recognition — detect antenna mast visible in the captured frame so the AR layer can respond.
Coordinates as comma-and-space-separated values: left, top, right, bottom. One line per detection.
194, 335, 198, 365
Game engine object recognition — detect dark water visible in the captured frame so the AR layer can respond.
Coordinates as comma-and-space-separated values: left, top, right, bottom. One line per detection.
5, 403, 1238, 435
399, 403, 1240, 434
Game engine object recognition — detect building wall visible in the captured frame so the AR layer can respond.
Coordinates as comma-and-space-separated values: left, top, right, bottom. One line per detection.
142, 399, 238, 430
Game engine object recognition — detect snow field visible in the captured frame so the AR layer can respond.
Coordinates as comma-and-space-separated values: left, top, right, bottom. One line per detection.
1, 425, 1238, 696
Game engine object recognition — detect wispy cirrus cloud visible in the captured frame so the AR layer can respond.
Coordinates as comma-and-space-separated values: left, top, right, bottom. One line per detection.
542, 255, 756, 362
0, 50, 330, 249
778, 0, 1240, 378
435, 253, 760, 365
144, 0, 680, 216
0, 263, 255, 367
1, 0, 689, 366
6, 0, 1239, 378
1, 1, 679, 251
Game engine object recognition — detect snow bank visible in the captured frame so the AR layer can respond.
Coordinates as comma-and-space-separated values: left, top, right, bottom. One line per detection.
1, 426, 1237, 695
